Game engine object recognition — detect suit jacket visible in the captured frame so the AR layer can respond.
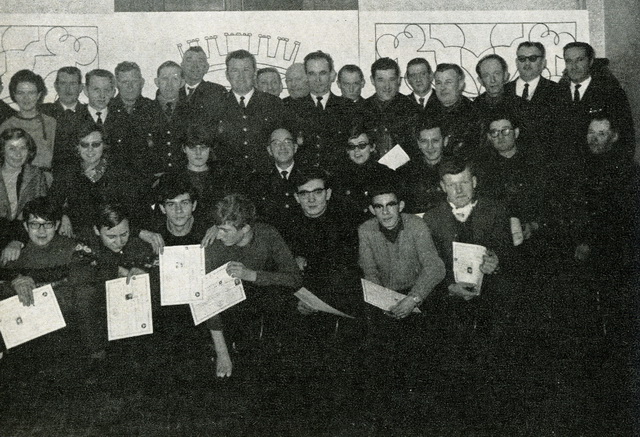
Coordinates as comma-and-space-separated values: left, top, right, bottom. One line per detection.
407, 90, 438, 114
215, 89, 286, 175
149, 98, 191, 175
423, 197, 511, 282
287, 92, 356, 169
40, 101, 88, 175
559, 75, 635, 160
0, 164, 47, 220
179, 80, 227, 126
423, 96, 481, 158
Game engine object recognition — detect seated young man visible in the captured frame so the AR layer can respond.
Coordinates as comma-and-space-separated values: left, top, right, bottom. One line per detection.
149, 173, 232, 377
423, 157, 511, 354
358, 184, 445, 396
285, 168, 365, 414
204, 193, 302, 363
0, 197, 103, 363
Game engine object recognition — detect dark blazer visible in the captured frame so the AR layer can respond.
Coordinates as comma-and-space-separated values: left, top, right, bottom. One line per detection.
215, 89, 286, 175
179, 80, 227, 126
287, 92, 356, 169
40, 101, 88, 175
407, 90, 438, 114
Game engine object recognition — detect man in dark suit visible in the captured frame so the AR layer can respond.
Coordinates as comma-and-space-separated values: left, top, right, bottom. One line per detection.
40, 66, 85, 175
216, 49, 286, 176
504, 41, 564, 157
245, 127, 300, 236
282, 63, 310, 106
561, 41, 635, 161
337, 64, 366, 104
111, 61, 163, 179
405, 57, 437, 113
287, 50, 355, 170
179, 46, 227, 127
359, 57, 420, 160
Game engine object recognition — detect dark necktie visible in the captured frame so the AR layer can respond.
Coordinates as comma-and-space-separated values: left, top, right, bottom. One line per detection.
96, 111, 103, 126
573, 84, 581, 102
165, 102, 173, 118
239, 96, 246, 109
522, 83, 529, 101
281, 170, 288, 180
418, 97, 425, 108
316, 96, 323, 110
187, 86, 195, 97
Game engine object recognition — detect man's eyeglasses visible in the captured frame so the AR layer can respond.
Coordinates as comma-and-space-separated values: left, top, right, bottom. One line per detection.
79, 141, 104, 149
372, 201, 399, 210
347, 142, 370, 151
517, 55, 542, 63
488, 128, 514, 138
27, 221, 55, 230
297, 188, 326, 199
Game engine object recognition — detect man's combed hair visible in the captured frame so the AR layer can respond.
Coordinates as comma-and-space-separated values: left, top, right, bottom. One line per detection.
115, 61, 142, 76
94, 203, 130, 230
484, 110, 520, 131
157, 60, 182, 78
225, 49, 257, 70
371, 57, 400, 78
22, 197, 61, 223
156, 173, 199, 205
55, 66, 82, 84
213, 193, 256, 229
438, 156, 475, 180
435, 63, 464, 80
338, 64, 364, 82
85, 69, 115, 87
407, 57, 432, 74
563, 41, 596, 61
304, 50, 335, 73
517, 41, 546, 58
291, 167, 331, 190
475, 54, 508, 77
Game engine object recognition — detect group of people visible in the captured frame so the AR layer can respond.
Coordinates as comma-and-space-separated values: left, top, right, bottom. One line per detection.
0, 39, 635, 416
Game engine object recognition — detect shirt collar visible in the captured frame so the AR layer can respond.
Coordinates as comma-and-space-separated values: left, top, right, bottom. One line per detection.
233, 88, 255, 105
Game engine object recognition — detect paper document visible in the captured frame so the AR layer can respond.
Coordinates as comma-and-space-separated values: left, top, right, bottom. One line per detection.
190, 263, 246, 325
361, 279, 421, 313
378, 144, 410, 170
106, 274, 153, 341
0, 284, 66, 349
452, 242, 486, 290
160, 244, 205, 305
510, 217, 524, 246
294, 287, 355, 319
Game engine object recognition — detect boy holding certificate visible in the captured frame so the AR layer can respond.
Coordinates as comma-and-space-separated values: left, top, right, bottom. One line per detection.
0, 197, 104, 363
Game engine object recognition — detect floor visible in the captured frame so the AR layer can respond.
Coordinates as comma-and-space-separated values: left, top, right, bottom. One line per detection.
0, 268, 637, 437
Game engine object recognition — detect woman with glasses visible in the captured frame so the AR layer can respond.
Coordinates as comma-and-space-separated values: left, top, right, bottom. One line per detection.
0, 128, 47, 224
333, 122, 395, 226
49, 121, 145, 241
0, 70, 56, 184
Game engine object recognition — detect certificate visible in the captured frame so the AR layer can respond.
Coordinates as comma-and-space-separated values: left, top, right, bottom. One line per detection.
452, 242, 486, 290
294, 287, 355, 319
378, 144, 410, 170
361, 279, 421, 313
106, 274, 153, 341
189, 263, 246, 325
0, 284, 66, 349
159, 244, 205, 305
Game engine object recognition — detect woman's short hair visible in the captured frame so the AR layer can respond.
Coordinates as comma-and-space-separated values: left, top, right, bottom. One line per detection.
76, 121, 108, 149
0, 128, 38, 166
213, 193, 256, 229
8, 69, 47, 103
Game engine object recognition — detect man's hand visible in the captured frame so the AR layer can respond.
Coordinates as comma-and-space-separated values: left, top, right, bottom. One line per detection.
226, 261, 257, 282
139, 230, 164, 255
448, 282, 480, 301
295, 256, 308, 272
58, 215, 74, 238
201, 225, 219, 248
388, 296, 417, 319
480, 250, 499, 275
1, 241, 23, 265
297, 300, 317, 315
12, 275, 36, 306
575, 243, 590, 261
126, 267, 147, 285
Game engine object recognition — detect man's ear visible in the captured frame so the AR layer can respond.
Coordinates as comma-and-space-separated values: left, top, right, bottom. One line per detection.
443, 136, 449, 148
93, 225, 100, 237
55, 221, 61, 232
440, 181, 447, 192
472, 176, 478, 190
23, 222, 28, 233
159, 204, 167, 215
83, 84, 88, 98
294, 192, 301, 205
399, 200, 405, 213
192, 200, 197, 212
514, 127, 520, 139
368, 205, 376, 216
330, 70, 337, 83
326, 188, 332, 201
154, 78, 160, 89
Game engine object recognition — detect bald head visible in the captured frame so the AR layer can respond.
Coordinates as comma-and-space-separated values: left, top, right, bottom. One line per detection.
285, 63, 310, 99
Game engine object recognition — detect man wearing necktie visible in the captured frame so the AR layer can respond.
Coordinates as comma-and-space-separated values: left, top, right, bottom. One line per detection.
179, 46, 226, 127
287, 50, 356, 169
405, 57, 436, 113
215, 49, 285, 175
560, 41, 635, 161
